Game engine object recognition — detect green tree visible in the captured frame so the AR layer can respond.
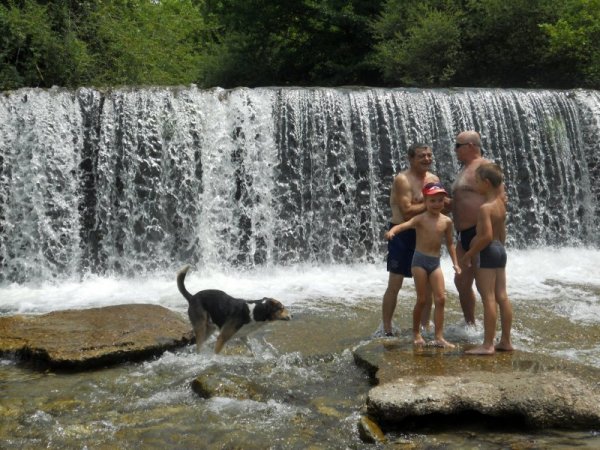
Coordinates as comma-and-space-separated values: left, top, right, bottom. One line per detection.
86, 0, 209, 87
0, 0, 91, 90
0, 0, 212, 90
457, 0, 557, 87
371, 1, 462, 86
540, 0, 600, 87
201, 0, 383, 87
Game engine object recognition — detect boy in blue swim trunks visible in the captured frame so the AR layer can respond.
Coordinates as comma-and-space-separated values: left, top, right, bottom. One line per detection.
462, 163, 514, 355
385, 182, 460, 348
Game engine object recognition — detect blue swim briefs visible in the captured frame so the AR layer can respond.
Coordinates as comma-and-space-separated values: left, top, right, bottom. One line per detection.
411, 250, 441, 275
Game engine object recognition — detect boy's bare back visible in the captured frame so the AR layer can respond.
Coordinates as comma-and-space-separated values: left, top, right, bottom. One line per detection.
479, 195, 506, 242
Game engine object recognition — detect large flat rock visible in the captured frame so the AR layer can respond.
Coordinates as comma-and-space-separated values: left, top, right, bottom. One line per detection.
354, 339, 600, 431
367, 371, 600, 429
0, 304, 193, 371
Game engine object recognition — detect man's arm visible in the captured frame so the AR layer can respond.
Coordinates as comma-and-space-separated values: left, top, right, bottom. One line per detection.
393, 174, 425, 220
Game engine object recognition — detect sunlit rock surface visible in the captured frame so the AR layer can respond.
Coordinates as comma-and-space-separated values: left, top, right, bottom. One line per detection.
354, 339, 600, 430
368, 371, 600, 429
0, 304, 193, 370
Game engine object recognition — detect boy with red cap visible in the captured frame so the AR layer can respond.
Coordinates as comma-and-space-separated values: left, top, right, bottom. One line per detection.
385, 182, 460, 347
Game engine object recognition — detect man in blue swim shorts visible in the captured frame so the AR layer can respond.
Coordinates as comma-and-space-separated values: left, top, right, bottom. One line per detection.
380, 143, 442, 337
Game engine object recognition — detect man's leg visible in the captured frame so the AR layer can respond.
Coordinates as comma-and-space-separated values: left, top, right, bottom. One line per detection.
455, 243, 477, 325
382, 272, 404, 334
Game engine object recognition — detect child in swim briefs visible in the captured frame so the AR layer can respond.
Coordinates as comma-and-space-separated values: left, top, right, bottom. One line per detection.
411, 250, 441, 275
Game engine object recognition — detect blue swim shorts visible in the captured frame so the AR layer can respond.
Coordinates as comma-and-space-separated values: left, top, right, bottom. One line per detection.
386, 224, 416, 277
479, 240, 507, 269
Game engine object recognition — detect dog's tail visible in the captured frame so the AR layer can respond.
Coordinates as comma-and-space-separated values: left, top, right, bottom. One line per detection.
177, 265, 194, 302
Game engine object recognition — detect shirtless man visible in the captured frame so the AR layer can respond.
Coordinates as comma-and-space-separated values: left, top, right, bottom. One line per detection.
451, 130, 490, 325
381, 143, 440, 336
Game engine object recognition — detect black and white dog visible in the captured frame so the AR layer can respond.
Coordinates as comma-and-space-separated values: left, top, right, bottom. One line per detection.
177, 265, 291, 353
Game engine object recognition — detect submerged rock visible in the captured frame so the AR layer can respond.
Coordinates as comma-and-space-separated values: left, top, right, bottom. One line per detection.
191, 369, 265, 401
0, 304, 193, 371
357, 415, 387, 444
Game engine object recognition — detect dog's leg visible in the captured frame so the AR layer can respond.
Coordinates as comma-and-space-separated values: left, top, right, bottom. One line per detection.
193, 315, 209, 353
214, 321, 241, 354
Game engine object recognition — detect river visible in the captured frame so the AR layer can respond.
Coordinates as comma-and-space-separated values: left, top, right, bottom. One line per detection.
2, 249, 599, 448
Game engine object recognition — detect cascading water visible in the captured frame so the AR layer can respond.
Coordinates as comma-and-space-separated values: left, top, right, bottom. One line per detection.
1, 86, 598, 283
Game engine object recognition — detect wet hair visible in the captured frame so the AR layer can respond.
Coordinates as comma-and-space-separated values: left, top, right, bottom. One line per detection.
407, 142, 431, 158
476, 163, 504, 188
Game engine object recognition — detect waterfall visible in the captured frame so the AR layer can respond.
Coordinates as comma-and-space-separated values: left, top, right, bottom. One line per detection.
1, 86, 598, 283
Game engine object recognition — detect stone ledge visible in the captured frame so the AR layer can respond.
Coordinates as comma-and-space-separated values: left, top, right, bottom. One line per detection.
353, 339, 600, 432
0, 304, 193, 371
367, 371, 600, 429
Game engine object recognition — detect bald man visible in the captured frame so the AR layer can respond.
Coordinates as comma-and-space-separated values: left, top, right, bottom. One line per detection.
451, 130, 491, 325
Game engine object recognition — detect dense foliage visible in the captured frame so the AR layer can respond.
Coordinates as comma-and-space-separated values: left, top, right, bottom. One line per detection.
1, 0, 599, 90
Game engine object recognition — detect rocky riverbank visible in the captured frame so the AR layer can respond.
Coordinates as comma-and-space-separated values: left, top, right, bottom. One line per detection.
0, 304, 193, 370
2, 303, 600, 445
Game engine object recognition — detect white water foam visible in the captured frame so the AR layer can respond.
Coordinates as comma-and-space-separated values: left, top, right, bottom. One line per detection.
1, 247, 599, 324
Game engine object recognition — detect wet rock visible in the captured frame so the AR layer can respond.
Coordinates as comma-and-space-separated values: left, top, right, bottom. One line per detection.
191, 370, 265, 401
354, 340, 600, 431
311, 397, 345, 418
357, 415, 387, 444
367, 371, 600, 430
353, 339, 600, 385
0, 304, 193, 371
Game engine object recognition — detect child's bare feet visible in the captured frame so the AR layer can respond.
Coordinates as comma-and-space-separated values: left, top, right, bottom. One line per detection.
429, 338, 455, 348
465, 344, 495, 355
413, 335, 426, 346
495, 341, 514, 352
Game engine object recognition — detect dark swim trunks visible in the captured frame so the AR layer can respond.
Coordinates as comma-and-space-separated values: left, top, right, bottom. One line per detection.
479, 240, 507, 269
457, 226, 477, 251
387, 223, 416, 277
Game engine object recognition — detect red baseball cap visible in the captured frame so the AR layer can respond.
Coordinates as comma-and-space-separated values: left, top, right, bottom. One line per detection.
422, 182, 448, 196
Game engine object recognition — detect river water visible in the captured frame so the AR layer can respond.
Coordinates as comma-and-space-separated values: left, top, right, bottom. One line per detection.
2, 248, 600, 449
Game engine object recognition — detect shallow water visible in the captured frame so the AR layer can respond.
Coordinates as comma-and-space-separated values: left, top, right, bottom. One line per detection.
2, 249, 600, 449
